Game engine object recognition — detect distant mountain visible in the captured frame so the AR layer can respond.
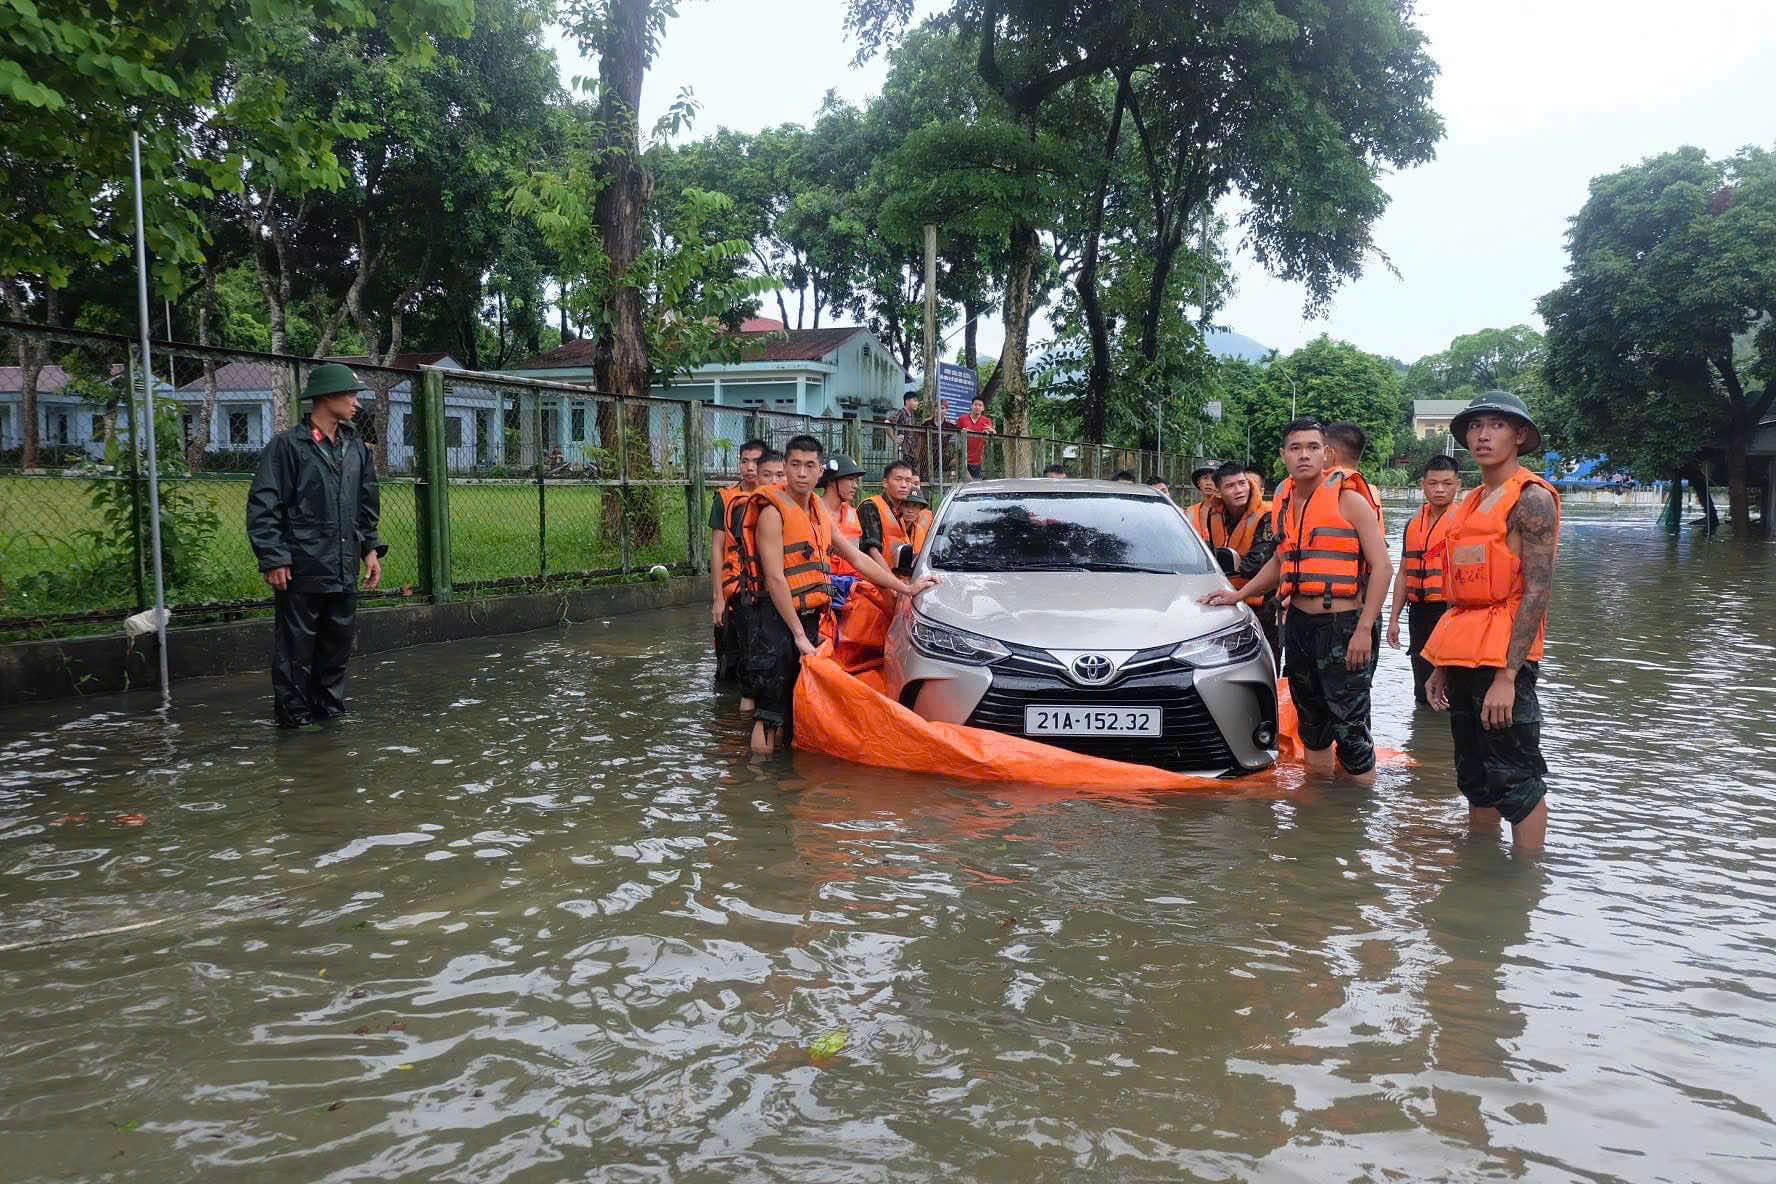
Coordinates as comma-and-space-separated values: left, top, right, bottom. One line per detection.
1206, 329, 1272, 361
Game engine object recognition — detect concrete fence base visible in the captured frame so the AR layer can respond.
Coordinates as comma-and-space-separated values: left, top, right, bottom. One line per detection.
1, 576, 709, 708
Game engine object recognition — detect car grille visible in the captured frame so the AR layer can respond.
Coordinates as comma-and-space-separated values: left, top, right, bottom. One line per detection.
966, 664, 1239, 773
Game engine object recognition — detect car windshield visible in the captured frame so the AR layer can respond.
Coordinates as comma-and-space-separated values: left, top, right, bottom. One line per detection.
928, 491, 1215, 575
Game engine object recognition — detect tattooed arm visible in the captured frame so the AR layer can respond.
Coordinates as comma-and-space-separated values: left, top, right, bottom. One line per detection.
1484, 484, 1557, 728
1504, 485, 1558, 678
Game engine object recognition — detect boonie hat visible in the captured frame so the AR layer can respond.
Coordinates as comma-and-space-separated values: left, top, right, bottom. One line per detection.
1451, 390, 1541, 454
301, 363, 369, 402
818, 454, 866, 485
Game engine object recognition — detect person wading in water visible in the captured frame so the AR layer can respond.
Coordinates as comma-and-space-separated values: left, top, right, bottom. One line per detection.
739, 436, 937, 755
711, 438, 768, 690
1211, 459, 1280, 665
1423, 392, 1560, 850
1387, 454, 1463, 707
246, 363, 386, 728
1202, 418, 1392, 784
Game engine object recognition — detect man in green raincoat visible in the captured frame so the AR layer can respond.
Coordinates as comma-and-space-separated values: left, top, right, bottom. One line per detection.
246, 363, 387, 727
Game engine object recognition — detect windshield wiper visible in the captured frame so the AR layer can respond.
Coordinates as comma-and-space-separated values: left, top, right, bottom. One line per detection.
1073, 561, 1181, 574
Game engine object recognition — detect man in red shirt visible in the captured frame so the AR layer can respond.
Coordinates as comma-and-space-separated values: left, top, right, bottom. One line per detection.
956, 396, 994, 480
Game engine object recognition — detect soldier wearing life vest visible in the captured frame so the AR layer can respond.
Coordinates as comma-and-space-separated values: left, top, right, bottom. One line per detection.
898, 487, 933, 555
1187, 466, 1221, 540
710, 438, 769, 689
1210, 460, 1281, 663
858, 459, 917, 569
1202, 418, 1393, 784
738, 435, 938, 755
1422, 392, 1559, 850
817, 454, 866, 601
1386, 454, 1463, 706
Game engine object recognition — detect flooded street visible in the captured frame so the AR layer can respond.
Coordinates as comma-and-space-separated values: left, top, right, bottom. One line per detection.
2, 500, 1773, 1182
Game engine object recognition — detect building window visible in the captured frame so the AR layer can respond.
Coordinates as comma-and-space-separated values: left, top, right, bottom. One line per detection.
0, 407, 11, 445
229, 411, 250, 446
180, 412, 194, 444
402, 411, 417, 446
92, 413, 106, 442
446, 416, 463, 447
52, 411, 70, 445
571, 405, 586, 442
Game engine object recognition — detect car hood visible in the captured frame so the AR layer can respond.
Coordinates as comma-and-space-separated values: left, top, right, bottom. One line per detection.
912, 571, 1248, 652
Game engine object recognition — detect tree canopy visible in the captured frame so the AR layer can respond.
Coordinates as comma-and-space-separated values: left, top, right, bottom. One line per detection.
1538, 145, 1775, 532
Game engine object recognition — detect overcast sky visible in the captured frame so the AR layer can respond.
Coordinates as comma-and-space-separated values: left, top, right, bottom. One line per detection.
551, 0, 1776, 365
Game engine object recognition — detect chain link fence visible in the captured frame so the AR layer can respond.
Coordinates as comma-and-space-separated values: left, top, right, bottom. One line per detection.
3, 319, 1211, 641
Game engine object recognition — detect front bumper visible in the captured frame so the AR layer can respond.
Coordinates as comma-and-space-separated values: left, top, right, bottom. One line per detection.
885, 626, 1277, 776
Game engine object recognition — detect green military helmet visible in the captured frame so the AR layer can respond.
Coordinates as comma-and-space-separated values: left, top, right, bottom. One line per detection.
818, 453, 867, 486
1451, 390, 1542, 454
301, 362, 369, 402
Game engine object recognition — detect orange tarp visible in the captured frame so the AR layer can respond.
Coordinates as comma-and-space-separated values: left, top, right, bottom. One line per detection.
794, 640, 1307, 792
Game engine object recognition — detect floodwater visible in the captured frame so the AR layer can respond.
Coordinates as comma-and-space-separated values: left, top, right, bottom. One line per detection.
2, 501, 1773, 1183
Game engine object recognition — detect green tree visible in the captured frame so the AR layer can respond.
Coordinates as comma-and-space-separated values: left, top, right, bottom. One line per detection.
1539, 145, 1775, 534
1245, 337, 1401, 480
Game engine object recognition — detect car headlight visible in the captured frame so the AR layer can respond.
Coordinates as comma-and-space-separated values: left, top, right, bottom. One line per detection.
1172, 621, 1264, 668
909, 614, 1010, 665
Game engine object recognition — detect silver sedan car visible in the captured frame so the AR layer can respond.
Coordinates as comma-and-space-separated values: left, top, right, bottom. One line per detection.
884, 479, 1278, 776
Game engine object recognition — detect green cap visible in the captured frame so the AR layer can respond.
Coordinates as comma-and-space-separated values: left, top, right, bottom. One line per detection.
818, 454, 866, 484
903, 488, 930, 508
1451, 390, 1541, 454
301, 363, 368, 402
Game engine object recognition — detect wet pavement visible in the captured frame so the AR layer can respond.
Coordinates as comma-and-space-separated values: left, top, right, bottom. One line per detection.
2, 501, 1773, 1182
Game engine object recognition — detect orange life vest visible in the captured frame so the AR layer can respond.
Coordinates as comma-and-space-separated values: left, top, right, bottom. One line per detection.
826, 499, 862, 577
865, 494, 911, 558
1326, 466, 1384, 528
1276, 474, 1369, 604
1421, 467, 1561, 669
907, 508, 933, 554
716, 484, 753, 598
1216, 500, 1271, 607
1189, 498, 1220, 541
1401, 502, 1455, 604
740, 486, 834, 614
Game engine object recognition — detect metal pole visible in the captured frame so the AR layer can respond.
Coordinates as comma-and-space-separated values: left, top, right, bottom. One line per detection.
922, 224, 938, 414
131, 128, 171, 705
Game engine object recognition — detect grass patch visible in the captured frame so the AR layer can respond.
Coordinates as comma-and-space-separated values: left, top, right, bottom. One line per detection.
1, 474, 695, 635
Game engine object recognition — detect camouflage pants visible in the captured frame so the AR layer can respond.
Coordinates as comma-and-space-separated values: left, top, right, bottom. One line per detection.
1282, 609, 1378, 775
1445, 663, 1548, 823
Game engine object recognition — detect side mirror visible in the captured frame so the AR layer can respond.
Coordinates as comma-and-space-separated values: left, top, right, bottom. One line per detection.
894, 543, 917, 579
1214, 546, 1239, 576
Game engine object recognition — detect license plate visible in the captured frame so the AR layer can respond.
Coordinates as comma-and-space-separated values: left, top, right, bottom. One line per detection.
1023, 706, 1162, 737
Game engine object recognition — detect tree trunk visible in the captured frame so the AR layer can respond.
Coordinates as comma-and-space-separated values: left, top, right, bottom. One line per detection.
1139, 223, 1184, 366
587, 0, 660, 548
3, 281, 49, 468
998, 221, 1041, 470
1725, 430, 1750, 536
963, 294, 980, 374
591, 0, 651, 404
187, 265, 221, 471
1077, 84, 1125, 445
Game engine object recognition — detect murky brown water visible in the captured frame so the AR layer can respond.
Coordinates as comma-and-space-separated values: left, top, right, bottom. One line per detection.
2, 501, 1773, 1182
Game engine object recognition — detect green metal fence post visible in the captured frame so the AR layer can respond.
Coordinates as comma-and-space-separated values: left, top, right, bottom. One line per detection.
413, 368, 452, 602
686, 400, 708, 572
535, 396, 547, 579
616, 396, 632, 573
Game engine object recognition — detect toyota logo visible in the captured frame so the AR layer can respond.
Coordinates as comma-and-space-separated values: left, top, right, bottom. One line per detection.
1071, 653, 1114, 684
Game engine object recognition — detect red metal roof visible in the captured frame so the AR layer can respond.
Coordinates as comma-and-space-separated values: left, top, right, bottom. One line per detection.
740, 316, 785, 333
0, 365, 73, 392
